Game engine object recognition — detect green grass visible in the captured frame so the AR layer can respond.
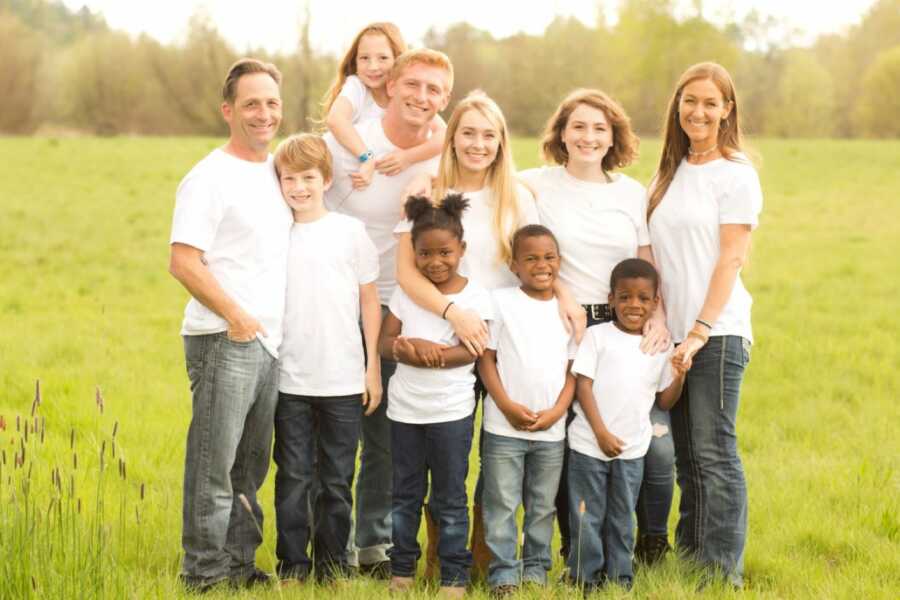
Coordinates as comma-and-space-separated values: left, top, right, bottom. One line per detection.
1, 136, 898, 599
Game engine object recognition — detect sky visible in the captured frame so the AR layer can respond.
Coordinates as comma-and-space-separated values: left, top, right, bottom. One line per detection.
60, 0, 880, 56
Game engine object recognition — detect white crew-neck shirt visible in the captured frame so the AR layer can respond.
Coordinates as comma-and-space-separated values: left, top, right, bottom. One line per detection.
170, 149, 292, 357
569, 322, 674, 461
338, 75, 386, 123
386, 282, 494, 424
649, 155, 763, 343
394, 185, 539, 291
484, 287, 577, 442
519, 166, 650, 304
278, 212, 378, 396
325, 118, 439, 304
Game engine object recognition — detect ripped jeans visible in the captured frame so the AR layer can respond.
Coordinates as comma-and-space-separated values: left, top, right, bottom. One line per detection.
636, 404, 675, 537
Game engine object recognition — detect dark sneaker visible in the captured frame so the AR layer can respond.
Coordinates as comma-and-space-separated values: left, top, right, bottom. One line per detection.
180, 574, 227, 595
634, 533, 671, 566
360, 560, 392, 580
491, 584, 519, 597
230, 568, 272, 590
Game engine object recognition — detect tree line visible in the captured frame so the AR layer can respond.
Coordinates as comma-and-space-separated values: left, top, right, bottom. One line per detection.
2, 0, 900, 137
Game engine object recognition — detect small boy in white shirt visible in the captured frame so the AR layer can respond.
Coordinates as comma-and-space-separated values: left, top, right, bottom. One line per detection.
567, 258, 688, 592
272, 134, 382, 583
478, 225, 577, 595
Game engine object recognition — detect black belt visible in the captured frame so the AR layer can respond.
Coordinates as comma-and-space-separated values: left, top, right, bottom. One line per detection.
582, 303, 613, 322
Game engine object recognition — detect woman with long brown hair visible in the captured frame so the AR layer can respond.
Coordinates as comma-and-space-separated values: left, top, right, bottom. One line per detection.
647, 62, 763, 587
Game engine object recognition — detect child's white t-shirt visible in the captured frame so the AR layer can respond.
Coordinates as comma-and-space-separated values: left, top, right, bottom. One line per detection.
386, 282, 494, 424
170, 149, 292, 358
278, 212, 378, 396
518, 167, 650, 304
394, 185, 540, 291
569, 322, 674, 461
338, 75, 385, 123
484, 287, 577, 442
649, 155, 763, 343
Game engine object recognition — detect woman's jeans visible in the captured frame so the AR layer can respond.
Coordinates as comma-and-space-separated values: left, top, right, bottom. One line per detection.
482, 433, 564, 588
671, 335, 751, 587
636, 404, 675, 537
389, 414, 474, 587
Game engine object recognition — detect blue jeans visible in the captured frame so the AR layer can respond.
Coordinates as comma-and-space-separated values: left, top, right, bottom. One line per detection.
350, 305, 397, 567
274, 393, 361, 580
670, 335, 751, 586
482, 432, 564, 588
566, 450, 643, 588
389, 414, 474, 586
636, 404, 675, 537
181, 333, 279, 586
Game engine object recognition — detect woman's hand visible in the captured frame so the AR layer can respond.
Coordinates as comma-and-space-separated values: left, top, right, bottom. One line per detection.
362, 364, 382, 416
445, 304, 488, 357
672, 330, 707, 370
557, 294, 587, 343
640, 310, 671, 355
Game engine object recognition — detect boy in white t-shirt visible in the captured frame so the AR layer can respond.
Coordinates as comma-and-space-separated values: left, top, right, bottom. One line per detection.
567, 258, 688, 591
477, 225, 577, 595
271, 134, 382, 583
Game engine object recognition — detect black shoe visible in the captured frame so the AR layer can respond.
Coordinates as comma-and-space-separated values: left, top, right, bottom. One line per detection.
230, 568, 272, 589
491, 584, 518, 597
180, 574, 227, 595
359, 560, 392, 580
635, 533, 671, 566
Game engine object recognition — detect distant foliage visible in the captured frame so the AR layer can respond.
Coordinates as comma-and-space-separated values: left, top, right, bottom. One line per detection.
857, 46, 900, 137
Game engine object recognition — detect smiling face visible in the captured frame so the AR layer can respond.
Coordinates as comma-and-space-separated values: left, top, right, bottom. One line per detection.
453, 108, 501, 179
279, 167, 331, 221
386, 62, 450, 128
609, 276, 658, 334
222, 72, 282, 155
355, 32, 395, 92
561, 102, 613, 169
510, 234, 560, 300
678, 78, 732, 148
413, 227, 464, 287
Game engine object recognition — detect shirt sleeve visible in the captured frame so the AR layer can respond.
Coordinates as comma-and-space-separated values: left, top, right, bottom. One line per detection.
337, 75, 367, 123
393, 218, 413, 236
719, 163, 763, 229
170, 169, 223, 251
571, 329, 600, 378
355, 223, 379, 285
486, 292, 504, 351
387, 287, 405, 321
636, 183, 651, 246
514, 183, 541, 226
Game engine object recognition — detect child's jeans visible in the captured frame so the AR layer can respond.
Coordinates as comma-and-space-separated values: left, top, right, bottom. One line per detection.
482, 432, 564, 588
566, 450, 643, 589
389, 414, 473, 587
273, 392, 362, 580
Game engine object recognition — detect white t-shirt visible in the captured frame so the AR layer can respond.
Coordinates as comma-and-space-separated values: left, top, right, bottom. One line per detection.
394, 185, 540, 290
484, 287, 577, 442
519, 166, 650, 304
648, 155, 763, 343
338, 75, 386, 123
325, 118, 439, 304
279, 212, 378, 396
569, 322, 674, 461
170, 149, 292, 357
386, 282, 494, 424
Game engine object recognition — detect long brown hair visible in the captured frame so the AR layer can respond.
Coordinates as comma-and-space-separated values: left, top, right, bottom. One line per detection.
647, 62, 745, 220
320, 23, 407, 116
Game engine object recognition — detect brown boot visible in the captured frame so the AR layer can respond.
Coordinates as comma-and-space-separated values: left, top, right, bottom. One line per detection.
634, 532, 671, 566
424, 503, 441, 581
469, 503, 491, 581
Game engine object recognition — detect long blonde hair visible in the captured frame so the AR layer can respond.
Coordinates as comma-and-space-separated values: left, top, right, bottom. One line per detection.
433, 91, 521, 267
320, 23, 407, 116
648, 62, 745, 220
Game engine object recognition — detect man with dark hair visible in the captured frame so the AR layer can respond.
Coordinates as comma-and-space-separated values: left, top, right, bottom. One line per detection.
168, 58, 292, 592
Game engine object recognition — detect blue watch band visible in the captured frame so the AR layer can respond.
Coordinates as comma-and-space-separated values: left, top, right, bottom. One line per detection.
359, 150, 374, 163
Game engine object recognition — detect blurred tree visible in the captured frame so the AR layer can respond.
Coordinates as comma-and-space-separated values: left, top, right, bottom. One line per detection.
0, 13, 43, 133
857, 45, 900, 137
765, 50, 836, 137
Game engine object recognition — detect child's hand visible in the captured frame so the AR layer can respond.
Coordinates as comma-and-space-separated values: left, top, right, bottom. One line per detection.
525, 408, 564, 432
406, 338, 448, 368
671, 353, 691, 377
502, 402, 538, 431
596, 429, 625, 458
392, 337, 419, 365
350, 160, 376, 190
375, 150, 410, 176
362, 364, 382, 416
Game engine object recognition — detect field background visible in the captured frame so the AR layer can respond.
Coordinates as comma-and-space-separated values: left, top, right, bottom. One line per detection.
1, 137, 898, 599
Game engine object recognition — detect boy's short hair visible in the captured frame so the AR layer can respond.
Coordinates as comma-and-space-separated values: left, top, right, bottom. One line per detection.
389, 48, 454, 93
222, 58, 282, 104
511, 224, 560, 259
609, 258, 660, 295
273, 134, 332, 180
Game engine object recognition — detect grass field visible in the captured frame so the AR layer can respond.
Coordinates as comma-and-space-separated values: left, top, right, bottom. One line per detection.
1, 136, 898, 599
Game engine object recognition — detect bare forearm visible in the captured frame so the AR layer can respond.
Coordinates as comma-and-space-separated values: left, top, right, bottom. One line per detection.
360, 286, 382, 370
326, 101, 368, 158
440, 344, 477, 367
697, 258, 742, 326
553, 371, 576, 413
657, 376, 685, 410
169, 252, 244, 323
404, 129, 444, 163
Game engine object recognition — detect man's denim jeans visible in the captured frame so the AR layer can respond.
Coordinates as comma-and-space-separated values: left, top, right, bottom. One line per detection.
482, 432, 564, 588
566, 450, 643, 588
181, 333, 279, 586
389, 414, 474, 587
636, 404, 675, 537
273, 393, 362, 580
671, 335, 751, 587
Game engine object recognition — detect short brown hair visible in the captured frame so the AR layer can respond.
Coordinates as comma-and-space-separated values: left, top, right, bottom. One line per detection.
389, 48, 454, 93
540, 89, 639, 172
273, 134, 332, 181
222, 58, 282, 104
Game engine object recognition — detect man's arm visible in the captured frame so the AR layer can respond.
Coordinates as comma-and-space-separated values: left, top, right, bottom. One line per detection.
168, 242, 264, 341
